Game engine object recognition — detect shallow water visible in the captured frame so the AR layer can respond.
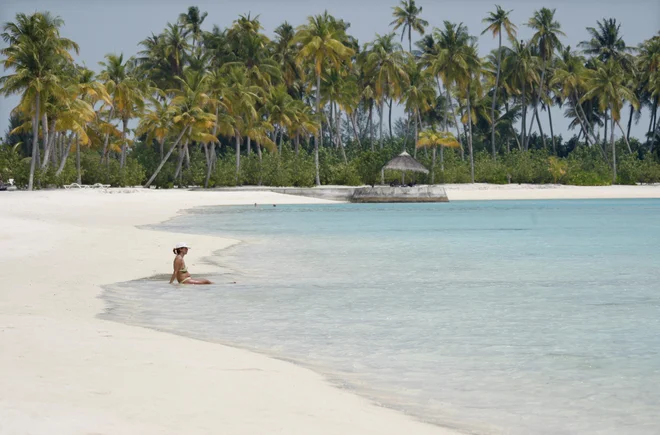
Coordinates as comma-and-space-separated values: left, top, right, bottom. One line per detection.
102, 200, 660, 435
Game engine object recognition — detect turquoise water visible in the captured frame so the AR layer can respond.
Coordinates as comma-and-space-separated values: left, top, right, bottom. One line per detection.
102, 200, 660, 434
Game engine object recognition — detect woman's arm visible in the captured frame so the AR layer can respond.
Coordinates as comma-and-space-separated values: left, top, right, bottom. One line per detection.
170, 257, 182, 284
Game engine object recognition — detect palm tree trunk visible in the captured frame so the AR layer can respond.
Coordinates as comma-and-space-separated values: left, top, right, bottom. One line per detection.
626, 105, 634, 143
28, 91, 40, 191
100, 108, 114, 164
521, 82, 527, 150
413, 109, 418, 159
246, 136, 251, 155
328, 104, 334, 147
603, 109, 608, 149
204, 145, 215, 189
611, 106, 616, 184
616, 121, 633, 154
41, 119, 56, 169
431, 147, 436, 184
447, 87, 464, 159
418, 110, 428, 158
235, 134, 241, 183
76, 134, 81, 185
144, 126, 189, 188
548, 106, 556, 154
337, 106, 347, 163
295, 133, 300, 155
532, 60, 547, 149
491, 31, 502, 160
350, 112, 362, 149
467, 83, 475, 183
647, 97, 658, 144
369, 103, 374, 151
379, 99, 385, 149
120, 118, 128, 169
534, 109, 546, 147
388, 98, 393, 139
315, 73, 322, 186
55, 135, 73, 176
174, 139, 188, 182
41, 113, 49, 164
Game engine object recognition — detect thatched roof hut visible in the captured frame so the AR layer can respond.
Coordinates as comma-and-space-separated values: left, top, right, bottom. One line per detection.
383, 151, 429, 174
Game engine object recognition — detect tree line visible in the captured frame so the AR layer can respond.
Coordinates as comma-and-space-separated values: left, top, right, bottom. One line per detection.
1, 2, 659, 190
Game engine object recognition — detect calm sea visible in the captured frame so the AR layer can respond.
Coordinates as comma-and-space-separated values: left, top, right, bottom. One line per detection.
101, 200, 660, 435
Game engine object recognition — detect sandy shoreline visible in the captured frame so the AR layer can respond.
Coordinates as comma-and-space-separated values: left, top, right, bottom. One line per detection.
0, 189, 456, 435
2, 185, 659, 435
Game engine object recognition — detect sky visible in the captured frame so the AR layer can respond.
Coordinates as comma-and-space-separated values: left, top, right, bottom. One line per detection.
1, 0, 659, 142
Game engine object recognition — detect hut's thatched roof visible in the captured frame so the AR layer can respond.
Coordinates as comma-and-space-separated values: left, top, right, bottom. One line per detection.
383, 151, 429, 174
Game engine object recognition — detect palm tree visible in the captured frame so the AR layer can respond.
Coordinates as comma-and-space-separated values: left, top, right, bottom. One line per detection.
527, 8, 565, 151
502, 40, 540, 151
365, 33, 409, 149
178, 6, 208, 49
266, 84, 296, 152
428, 22, 478, 171
0, 12, 79, 190
482, 5, 517, 159
98, 54, 145, 168
637, 34, 660, 148
582, 60, 639, 183
295, 12, 354, 185
390, 0, 429, 53
579, 18, 634, 67
144, 69, 217, 187
417, 126, 460, 180
401, 57, 435, 155
223, 65, 263, 181
551, 47, 594, 145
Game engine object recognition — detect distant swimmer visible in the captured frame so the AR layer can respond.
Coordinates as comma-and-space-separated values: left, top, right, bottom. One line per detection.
169, 242, 212, 285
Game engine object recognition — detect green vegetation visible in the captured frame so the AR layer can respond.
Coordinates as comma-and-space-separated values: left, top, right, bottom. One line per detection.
1, 3, 659, 189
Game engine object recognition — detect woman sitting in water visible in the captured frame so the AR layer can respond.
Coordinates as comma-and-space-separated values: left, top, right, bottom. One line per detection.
169, 242, 212, 285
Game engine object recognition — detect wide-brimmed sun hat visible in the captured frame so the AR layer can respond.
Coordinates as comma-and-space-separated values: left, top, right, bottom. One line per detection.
175, 242, 191, 250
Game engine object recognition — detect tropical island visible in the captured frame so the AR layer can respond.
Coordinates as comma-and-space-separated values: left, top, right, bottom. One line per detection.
1, 2, 659, 191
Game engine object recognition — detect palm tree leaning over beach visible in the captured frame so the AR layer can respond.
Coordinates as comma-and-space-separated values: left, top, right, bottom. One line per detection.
482, 5, 517, 160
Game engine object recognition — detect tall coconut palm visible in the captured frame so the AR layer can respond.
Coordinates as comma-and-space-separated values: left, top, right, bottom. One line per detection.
481, 5, 517, 159
223, 65, 263, 181
427, 22, 476, 162
582, 60, 639, 183
365, 33, 409, 149
502, 40, 540, 151
390, 0, 429, 53
579, 18, 634, 67
265, 84, 296, 152
178, 6, 208, 49
453, 42, 482, 183
0, 12, 79, 190
294, 12, 354, 185
637, 34, 660, 147
98, 53, 145, 168
551, 48, 592, 143
527, 8, 565, 151
401, 57, 435, 158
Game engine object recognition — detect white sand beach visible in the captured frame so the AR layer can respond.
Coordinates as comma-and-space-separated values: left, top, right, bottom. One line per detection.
445, 183, 660, 200
0, 188, 456, 435
1, 184, 659, 435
